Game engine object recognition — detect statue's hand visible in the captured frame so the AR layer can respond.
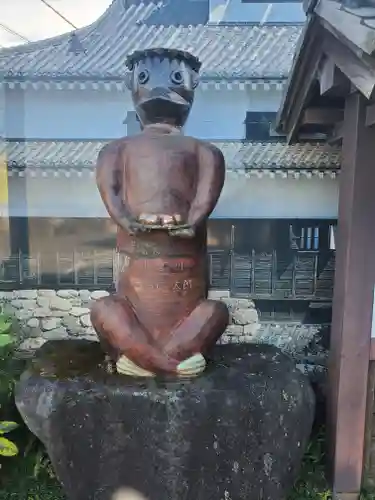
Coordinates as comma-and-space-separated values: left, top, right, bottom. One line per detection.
137, 214, 185, 230
138, 213, 163, 227
126, 219, 152, 235
168, 225, 195, 238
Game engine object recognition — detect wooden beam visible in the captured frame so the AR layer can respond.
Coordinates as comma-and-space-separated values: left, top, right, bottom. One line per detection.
323, 31, 375, 100
370, 339, 375, 361
328, 121, 344, 145
319, 57, 349, 96
328, 93, 375, 498
365, 103, 375, 127
302, 107, 344, 125
285, 25, 323, 143
363, 361, 375, 487
276, 17, 327, 142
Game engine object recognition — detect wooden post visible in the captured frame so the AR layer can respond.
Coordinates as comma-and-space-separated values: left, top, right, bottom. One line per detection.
328, 92, 375, 498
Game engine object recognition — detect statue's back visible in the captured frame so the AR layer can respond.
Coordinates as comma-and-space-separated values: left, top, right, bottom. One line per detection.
122, 131, 201, 222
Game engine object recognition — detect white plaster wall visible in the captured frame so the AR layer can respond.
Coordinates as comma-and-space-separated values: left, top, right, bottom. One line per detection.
245, 88, 282, 112
5, 86, 282, 140
213, 176, 339, 219
9, 176, 103, 217
6, 88, 131, 139
9, 175, 339, 219
186, 88, 247, 139
5, 85, 339, 221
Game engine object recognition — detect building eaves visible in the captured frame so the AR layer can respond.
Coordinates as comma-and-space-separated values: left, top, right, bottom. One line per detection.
0, 0, 302, 82
3, 139, 341, 175
277, 0, 375, 140
314, 0, 375, 56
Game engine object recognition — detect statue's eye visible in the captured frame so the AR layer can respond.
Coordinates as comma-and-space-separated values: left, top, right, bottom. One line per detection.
138, 70, 149, 85
170, 70, 184, 85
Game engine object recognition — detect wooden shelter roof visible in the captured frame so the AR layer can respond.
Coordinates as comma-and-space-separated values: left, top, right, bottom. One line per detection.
276, 3, 375, 497
277, 0, 375, 142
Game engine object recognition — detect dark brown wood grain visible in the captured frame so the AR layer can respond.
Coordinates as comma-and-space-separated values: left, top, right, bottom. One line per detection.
90, 48, 229, 376
327, 92, 375, 497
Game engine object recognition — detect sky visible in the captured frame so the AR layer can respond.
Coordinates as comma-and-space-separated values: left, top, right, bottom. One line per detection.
0, 0, 113, 48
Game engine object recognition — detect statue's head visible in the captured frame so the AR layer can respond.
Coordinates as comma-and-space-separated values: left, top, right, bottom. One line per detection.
125, 48, 201, 128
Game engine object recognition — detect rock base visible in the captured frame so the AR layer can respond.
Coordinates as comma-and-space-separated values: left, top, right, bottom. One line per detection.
15, 340, 315, 500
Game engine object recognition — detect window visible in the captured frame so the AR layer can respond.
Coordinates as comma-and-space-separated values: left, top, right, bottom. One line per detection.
123, 111, 141, 136
329, 224, 336, 250
244, 112, 284, 141
289, 224, 320, 251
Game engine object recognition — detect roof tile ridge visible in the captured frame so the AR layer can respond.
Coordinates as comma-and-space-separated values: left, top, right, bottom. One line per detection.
0, 0, 126, 58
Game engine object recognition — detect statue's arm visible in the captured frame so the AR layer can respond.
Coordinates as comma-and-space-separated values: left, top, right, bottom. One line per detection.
187, 142, 225, 227
95, 141, 134, 232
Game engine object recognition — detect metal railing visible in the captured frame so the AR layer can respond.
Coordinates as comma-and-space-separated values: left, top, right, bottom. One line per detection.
0, 249, 335, 300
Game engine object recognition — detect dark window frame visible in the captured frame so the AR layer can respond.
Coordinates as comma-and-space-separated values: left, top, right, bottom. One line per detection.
244, 111, 285, 141
289, 222, 332, 251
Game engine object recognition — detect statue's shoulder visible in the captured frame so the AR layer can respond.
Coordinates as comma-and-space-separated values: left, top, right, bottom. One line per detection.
99, 137, 130, 157
193, 138, 225, 163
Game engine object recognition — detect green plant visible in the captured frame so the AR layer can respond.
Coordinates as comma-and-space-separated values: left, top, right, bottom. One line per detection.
0, 308, 18, 408
0, 306, 12, 335
289, 429, 331, 499
0, 307, 23, 460
0, 307, 15, 359
33, 446, 55, 479
0, 421, 18, 457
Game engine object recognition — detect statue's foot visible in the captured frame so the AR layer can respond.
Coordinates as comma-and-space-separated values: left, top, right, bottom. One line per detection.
176, 353, 206, 378
116, 355, 155, 377
163, 299, 229, 362
91, 295, 179, 375
116, 353, 206, 378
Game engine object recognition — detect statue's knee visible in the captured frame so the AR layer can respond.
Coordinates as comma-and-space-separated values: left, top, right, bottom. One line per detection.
206, 299, 229, 322
90, 296, 115, 323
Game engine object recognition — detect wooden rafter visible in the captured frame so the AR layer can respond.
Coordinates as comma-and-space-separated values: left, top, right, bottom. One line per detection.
322, 30, 375, 99
318, 56, 349, 96
328, 120, 344, 145
365, 102, 375, 127
279, 20, 324, 143
302, 107, 344, 125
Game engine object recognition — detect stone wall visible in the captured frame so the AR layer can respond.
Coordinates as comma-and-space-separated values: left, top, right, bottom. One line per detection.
0, 289, 261, 354
0, 289, 328, 379
0, 288, 328, 424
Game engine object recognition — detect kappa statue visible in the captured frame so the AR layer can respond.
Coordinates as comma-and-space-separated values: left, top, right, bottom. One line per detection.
91, 48, 229, 378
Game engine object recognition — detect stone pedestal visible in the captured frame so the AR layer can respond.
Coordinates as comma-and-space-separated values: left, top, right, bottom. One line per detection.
15, 340, 315, 500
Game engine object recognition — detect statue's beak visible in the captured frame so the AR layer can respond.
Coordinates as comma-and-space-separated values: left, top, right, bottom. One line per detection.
140, 87, 189, 106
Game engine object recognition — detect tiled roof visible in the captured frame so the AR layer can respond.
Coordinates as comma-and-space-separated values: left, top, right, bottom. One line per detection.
219, 140, 340, 170
0, 0, 302, 81
2, 139, 341, 172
